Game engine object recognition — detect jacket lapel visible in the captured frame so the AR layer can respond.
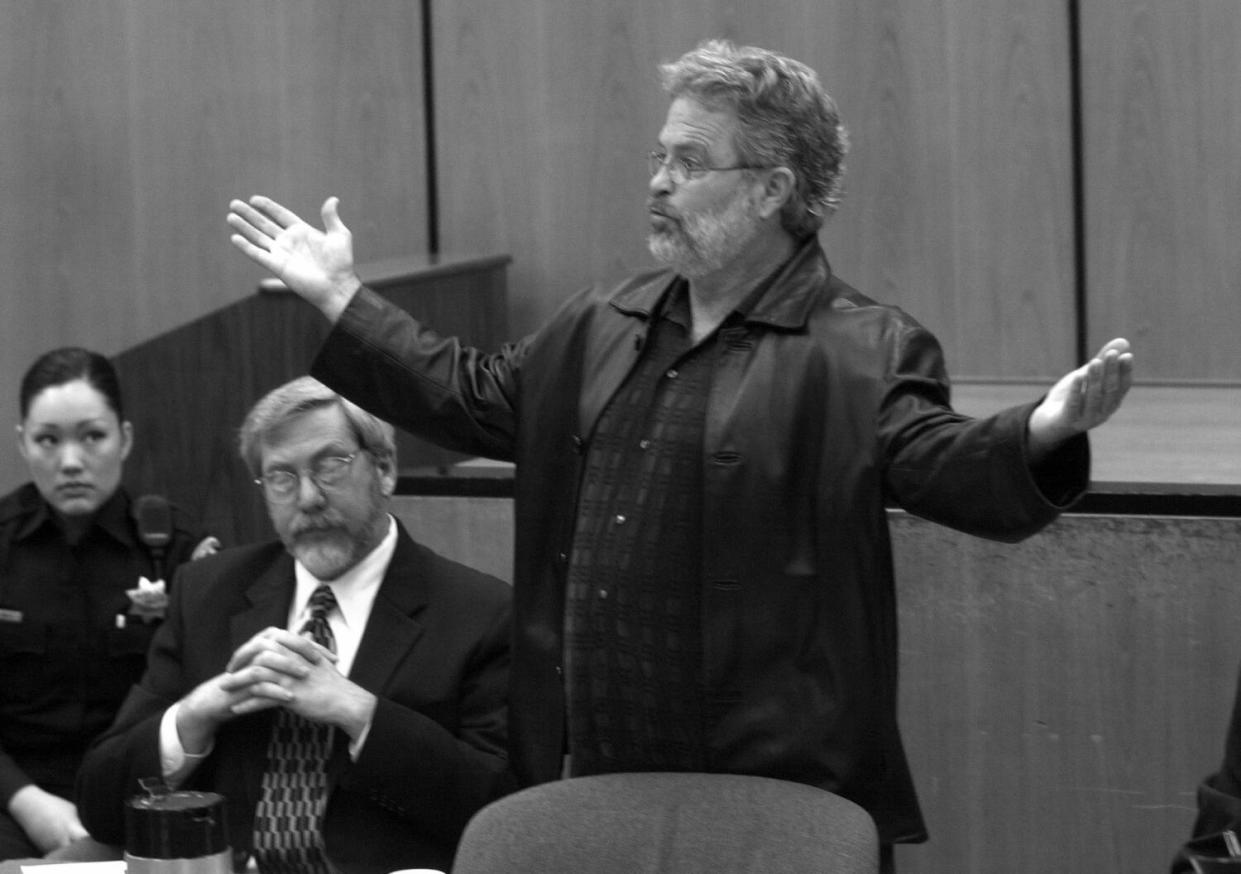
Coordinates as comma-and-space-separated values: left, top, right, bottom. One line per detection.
576, 240, 828, 436
223, 552, 294, 846
230, 555, 296, 651
743, 236, 831, 330
579, 271, 674, 436
347, 522, 427, 693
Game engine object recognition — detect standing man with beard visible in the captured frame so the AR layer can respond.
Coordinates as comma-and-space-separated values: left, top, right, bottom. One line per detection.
75, 377, 514, 874
227, 40, 1132, 870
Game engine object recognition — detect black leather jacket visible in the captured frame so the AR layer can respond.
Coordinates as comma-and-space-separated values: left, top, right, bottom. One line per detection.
313, 236, 1089, 843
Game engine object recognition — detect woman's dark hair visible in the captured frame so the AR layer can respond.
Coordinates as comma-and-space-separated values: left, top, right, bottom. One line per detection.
19, 347, 124, 421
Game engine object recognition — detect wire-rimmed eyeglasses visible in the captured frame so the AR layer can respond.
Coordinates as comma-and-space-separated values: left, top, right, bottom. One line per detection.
647, 150, 767, 185
255, 453, 359, 503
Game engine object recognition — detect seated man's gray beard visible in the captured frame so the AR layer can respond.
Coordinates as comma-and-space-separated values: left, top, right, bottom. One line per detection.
290, 530, 362, 581
286, 499, 387, 580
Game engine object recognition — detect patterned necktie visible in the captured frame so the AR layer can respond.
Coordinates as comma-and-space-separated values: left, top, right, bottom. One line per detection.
251, 584, 338, 874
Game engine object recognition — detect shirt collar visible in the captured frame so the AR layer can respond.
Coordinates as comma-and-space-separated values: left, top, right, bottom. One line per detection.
14, 484, 137, 548
612, 235, 830, 330
94, 488, 140, 547
655, 252, 793, 330
292, 514, 397, 633
658, 278, 692, 330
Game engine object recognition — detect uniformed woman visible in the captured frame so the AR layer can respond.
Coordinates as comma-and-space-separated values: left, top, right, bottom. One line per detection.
0, 347, 213, 859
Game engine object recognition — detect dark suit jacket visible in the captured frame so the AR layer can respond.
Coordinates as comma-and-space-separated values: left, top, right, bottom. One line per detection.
76, 520, 515, 874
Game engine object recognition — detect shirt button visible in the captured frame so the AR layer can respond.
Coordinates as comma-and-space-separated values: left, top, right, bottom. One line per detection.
666, 369, 679, 379
615, 514, 626, 525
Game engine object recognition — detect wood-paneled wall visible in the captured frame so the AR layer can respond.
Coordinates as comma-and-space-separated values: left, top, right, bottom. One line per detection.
889, 511, 1241, 873
5, 0, 1236, 487
1082, 2, 1241, 381
0, 0, 427, 490
117, 255, 508, 548
434, 1, 1078, 378
434, 1, 1240, 384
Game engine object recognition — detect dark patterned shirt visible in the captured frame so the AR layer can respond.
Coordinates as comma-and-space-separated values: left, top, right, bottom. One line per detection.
564, 278, 727, 775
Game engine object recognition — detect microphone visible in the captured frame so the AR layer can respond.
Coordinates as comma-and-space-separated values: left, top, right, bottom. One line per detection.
132, 494, 173, 580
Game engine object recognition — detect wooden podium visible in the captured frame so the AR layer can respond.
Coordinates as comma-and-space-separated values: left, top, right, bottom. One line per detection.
116, 253, 509, 547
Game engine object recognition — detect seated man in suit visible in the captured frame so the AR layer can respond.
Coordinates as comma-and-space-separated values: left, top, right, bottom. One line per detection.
75, 376, 515, 874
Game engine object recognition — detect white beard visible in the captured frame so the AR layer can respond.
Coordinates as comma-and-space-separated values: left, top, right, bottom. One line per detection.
288, 528, 364, 581
279, 479, 389, 580
648, 186, 763, 278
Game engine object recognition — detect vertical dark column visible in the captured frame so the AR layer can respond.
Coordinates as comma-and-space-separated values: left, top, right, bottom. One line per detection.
1068, 0, 1087, 363
421, 0, 439, 255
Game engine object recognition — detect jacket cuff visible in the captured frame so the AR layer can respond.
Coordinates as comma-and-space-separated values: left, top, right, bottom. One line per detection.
0, 766, 31, 810
1027, 431, 1090, 508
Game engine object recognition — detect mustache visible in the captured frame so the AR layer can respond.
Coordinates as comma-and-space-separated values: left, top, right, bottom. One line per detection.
289, 513, 346, 538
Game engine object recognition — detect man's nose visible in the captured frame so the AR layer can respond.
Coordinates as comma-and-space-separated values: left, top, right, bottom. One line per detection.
649, 162, 673, 196
294, 472, 327, 508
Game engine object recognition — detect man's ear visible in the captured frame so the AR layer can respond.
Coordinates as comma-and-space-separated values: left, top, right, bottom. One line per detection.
757, 167, 796, 220
375, 454, 397, 497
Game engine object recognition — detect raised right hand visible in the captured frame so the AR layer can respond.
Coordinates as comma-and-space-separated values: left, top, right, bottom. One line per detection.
227, 195, 362, 323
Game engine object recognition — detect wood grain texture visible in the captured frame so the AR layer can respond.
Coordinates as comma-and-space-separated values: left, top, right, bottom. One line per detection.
891, 511, 1241, 873
1081, 2, 1241, 381
116, 255, 508, 547
952, 382, 1241, 486
391, 495, 515, 584
433, 0, 1076, 380
0, 0, 427, 491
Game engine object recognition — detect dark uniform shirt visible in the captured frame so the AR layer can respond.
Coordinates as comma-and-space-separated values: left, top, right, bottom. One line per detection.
0, 483, 199, 803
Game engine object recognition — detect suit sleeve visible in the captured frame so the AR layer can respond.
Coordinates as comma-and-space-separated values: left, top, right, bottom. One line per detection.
337, 578, 516, 845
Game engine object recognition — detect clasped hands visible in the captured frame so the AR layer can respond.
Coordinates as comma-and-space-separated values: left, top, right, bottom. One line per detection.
221, 627, 344, 717
178, 627, 374, 754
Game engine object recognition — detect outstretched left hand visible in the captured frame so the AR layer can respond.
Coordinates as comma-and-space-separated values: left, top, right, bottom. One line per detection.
1027, 338, 1134, 462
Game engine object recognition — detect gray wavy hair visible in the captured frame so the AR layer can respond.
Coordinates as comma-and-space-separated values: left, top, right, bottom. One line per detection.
238, 376, 396, 476
660, 39, 849, 238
